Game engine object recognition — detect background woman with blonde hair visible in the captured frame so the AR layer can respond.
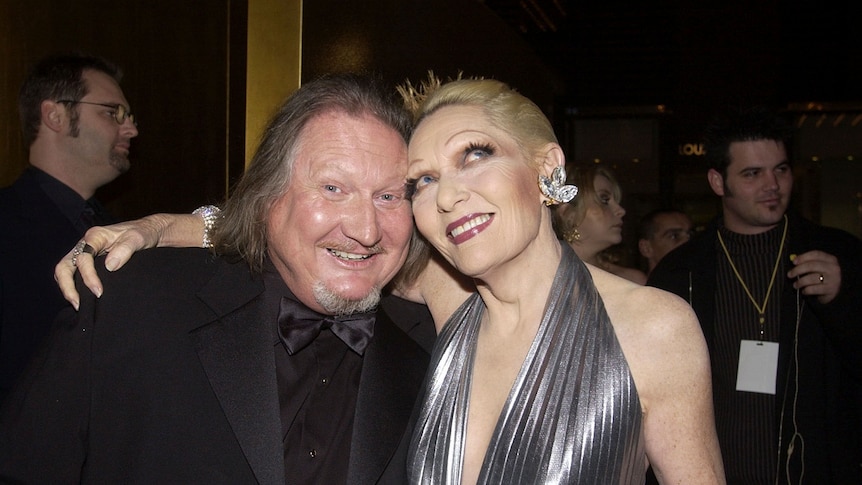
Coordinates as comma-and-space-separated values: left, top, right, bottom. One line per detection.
553, 165, 648, 284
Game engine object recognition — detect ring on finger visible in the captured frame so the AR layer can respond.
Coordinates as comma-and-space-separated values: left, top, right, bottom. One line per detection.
71, 240, 96, 267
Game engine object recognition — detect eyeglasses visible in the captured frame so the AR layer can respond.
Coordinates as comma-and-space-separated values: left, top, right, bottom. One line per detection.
57, 100, 136, 126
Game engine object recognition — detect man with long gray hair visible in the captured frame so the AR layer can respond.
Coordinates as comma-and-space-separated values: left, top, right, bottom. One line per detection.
0, 74, 431, 484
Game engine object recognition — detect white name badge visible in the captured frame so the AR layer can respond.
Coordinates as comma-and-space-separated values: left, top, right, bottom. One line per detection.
736, 340, 779, 395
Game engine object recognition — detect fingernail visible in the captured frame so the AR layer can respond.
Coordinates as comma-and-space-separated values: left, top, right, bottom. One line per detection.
105, 258, 118, 271
72, 300, 80, 311
94, 287, 103, 298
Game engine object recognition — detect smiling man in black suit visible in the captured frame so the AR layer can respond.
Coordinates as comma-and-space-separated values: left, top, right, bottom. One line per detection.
0, 74, 431, 484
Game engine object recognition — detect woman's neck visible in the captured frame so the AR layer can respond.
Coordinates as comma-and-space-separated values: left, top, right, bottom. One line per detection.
474, 232, 562, 333
569, 241, 601, 266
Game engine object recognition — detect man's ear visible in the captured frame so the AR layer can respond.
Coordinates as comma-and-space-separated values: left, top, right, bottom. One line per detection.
41, 100, 65, 133
707, 168, 726, 196
638, 239, 653, 259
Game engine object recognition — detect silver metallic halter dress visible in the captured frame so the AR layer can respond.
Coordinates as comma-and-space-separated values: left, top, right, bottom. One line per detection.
407, 243, 646, 484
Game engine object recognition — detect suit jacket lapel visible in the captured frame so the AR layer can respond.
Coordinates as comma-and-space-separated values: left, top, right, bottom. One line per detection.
190, 260, 285, 485
347, 309, 430, 484
379, 295, 437, 354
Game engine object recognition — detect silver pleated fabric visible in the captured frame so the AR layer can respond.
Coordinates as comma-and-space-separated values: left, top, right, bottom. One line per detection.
408, 243, 645, 484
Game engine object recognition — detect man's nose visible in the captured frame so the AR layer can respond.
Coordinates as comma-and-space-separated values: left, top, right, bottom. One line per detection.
343, 198, 382, 247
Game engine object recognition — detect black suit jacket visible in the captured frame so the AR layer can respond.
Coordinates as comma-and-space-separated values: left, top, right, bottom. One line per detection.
648, 213, 862, 483
0, 248, 430, 484
0, 168, 85, 400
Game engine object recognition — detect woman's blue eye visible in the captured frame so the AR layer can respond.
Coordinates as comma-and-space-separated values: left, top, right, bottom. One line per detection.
408, 175, 436, 189
406, 175, 436, 199
464, 143, 494, 163
418, 175, 436, 186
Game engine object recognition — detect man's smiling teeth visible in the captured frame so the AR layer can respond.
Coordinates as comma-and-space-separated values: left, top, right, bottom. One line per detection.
329, 249, 371, 261
450, 214, 491, 238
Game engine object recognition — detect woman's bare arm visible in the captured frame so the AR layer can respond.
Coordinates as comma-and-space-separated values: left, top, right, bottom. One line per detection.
55, 213, 205, 309
609, 283, 725, 484
394, 250, 475, 333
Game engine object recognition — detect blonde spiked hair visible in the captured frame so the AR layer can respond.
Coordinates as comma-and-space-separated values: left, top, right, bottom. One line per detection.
398, 72, 557, 159
397, 71, 455, 121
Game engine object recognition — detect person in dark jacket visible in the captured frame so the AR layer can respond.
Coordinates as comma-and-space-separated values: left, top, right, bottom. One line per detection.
0, 53, 136, 402
648, 105, 862, 484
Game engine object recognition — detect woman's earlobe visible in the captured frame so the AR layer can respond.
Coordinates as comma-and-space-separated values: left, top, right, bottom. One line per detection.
539, 165, 578, 205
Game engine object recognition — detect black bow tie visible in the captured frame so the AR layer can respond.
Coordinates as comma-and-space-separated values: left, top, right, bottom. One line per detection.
277, 297, 376, 356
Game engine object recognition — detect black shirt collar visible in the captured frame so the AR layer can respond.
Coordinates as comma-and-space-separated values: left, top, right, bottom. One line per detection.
26, 166, 89, 229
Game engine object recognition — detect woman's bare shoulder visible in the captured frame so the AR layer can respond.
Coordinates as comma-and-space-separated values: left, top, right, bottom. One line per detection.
591, 266, 695, 336
592, 267, 708, 393
603, 261, 648, 285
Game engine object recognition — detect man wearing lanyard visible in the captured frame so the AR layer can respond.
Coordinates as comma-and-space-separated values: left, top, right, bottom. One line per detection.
648, 106, 862, 484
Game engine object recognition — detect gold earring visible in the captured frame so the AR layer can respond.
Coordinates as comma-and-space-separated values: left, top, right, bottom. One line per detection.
564, 227, 581, 243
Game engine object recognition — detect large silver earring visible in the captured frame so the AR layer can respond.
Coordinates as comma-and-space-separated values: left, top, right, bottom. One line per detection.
539, 166, 578, 206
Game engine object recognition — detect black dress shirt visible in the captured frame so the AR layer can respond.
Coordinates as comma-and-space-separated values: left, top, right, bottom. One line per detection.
263, 261, 363, 484
31, 166, 114, 233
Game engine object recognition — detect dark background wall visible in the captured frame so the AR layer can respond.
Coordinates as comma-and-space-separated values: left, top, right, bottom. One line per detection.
1, 0, 241, 219
301, 0, 563, 108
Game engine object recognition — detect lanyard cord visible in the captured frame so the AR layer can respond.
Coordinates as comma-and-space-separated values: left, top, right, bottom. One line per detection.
716, 215, 788, 339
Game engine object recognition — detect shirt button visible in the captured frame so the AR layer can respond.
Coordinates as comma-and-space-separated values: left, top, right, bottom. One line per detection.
309, 449, 317, 458
321, 377, 329, 385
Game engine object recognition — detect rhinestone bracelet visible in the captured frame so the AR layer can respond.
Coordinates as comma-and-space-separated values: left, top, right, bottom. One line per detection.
192, 205, 221, 248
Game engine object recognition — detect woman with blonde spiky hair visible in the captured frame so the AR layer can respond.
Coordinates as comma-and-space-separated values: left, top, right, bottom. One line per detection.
396, 75, 722, 484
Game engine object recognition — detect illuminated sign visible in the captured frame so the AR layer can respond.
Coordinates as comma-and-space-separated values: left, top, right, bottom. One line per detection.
678, 143, 704, 156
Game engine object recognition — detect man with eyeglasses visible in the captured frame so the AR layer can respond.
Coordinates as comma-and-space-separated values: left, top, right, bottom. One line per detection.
0, 52, 138, 403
